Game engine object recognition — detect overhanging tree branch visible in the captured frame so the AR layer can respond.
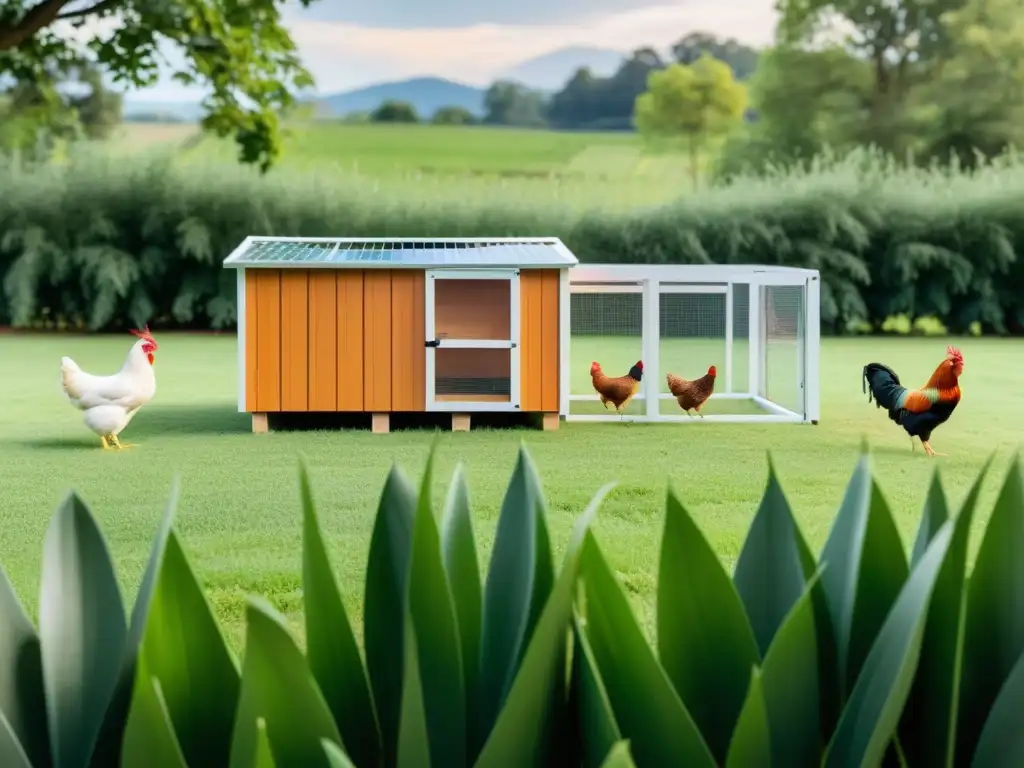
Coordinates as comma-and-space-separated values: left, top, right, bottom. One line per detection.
57, 0, 121, 21
0, 0, 73, 51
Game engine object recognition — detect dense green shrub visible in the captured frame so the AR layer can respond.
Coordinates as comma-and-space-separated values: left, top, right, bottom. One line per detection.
2, 444, 1023, 766
2, 147, 1024, 334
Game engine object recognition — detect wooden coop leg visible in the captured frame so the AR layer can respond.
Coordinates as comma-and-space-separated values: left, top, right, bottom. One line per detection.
541, 413, 560, 431
252, 413, 269, 434
452, 414, 471, 432
372, 413, 390, 434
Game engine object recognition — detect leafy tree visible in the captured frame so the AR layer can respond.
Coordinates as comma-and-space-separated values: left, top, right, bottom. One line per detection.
671, 32, 761, 80
634, 54, 747, 187
912, 0, 1024, 167
370, 100, 419, 123
0, 0, 319, 171
431, 105, 475, 125
68, 62, 123, 140
482, 80, 547, 127
547, 67, 601, 128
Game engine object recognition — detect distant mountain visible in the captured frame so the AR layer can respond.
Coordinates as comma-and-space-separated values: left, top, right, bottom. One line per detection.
123, 99, 203, 122
498, 46, 625, 91
317, 77, 485, 119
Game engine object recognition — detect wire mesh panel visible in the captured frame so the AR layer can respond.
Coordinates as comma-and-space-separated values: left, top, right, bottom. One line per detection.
569, 285, 644, 416
762, 284, 805, 417
730, 283, 750, 394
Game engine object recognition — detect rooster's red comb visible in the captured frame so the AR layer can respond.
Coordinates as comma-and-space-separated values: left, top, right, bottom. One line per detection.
130, 325, 156, 344
946, 345, 963, 363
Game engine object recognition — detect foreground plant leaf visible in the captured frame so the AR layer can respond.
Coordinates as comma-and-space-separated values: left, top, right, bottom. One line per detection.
823, 520, 955, 767
253, 719, 276, 768
818, 455, 908, 697
971, 647, 1024, 766
404, 447, 465, 766
228, 598, 343, 768
300, 461, 380, 768
92, 483, 179, 766
0, 565, 47, 767
120, 653, 187, 768
760, 576, 821, 767
734, 458, 809, 657
574, 612, 622, 768
479, 446, 547, 738
910, 471, 949, 568
440, 464, 483, 758
657, 488, 760, 763
475, 483, 615, 767
39, 492, 128, 768
599, 740, 638, 767
725, 668, 770, 768
136, 530, 241, 765
0, 712, 31, 768
364, 466, 417, 767
395, 612, 430, 768
579, 531, 715, 768
322, 739, 358, 768
957, 455, 1024, 763
899, 458, 991, 767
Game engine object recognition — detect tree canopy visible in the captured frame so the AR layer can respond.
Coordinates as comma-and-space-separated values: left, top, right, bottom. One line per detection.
0, 0, 319, 170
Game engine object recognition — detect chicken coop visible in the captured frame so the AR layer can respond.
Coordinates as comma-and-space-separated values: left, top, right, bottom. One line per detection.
222, 236, 577, 433
567, 264, 821, 424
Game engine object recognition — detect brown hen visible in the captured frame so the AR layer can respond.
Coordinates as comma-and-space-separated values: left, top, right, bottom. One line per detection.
590, 360, 643, 418
667, 365, 716, 417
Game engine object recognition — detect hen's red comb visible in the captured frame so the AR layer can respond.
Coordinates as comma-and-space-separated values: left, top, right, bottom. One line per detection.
946, 345, 963, 363
130, 325, 156, 345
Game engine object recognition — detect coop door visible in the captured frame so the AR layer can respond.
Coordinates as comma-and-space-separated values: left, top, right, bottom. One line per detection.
424, 269, 521, 411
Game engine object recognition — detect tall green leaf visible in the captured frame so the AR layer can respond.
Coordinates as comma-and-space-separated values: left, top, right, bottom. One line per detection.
899, 458, 991, 768
322, 740, 358, 768
598, 741, 637, 768
364, 465, 417, 768
300, 461, 380, 768
479, 446, 546, 737
823, 520, 955, 767
92, 483, 178, 767
760, 576, 822, 768
252, 720, 276, 768
657, 488, 760, 763
524, 458, 555, 648
971, 647, 1024, 766
475, 484, 614, 767
120, 654, 187, 768
734, 458, 809, 657
957, 455, 1024, 764
0, 712, 32, 768
725, 668, 770, 768
439, 464, 482, 758
39, 492, 127, 768
818, 455, 908, 698
573, 612, 621, 768
910, 471, 949, 568
579, 531, 715, 768
395, 613, 430, 768
0, 565, 47, 768
405, 448, 465, 766
136, 530, 240, 766
228, 598, 343, 768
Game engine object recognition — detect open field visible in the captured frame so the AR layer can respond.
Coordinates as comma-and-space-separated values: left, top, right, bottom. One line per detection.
110, 122, 703, 209
0, 333, 1020, 650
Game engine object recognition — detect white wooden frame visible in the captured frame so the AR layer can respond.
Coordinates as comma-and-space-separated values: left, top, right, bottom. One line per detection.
424, 269, 521, 412
236, 267, 246, 413
566, 265, 821, 425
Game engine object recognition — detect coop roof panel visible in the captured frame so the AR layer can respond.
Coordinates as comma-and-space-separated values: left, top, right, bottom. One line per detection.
223, 238, 578, 268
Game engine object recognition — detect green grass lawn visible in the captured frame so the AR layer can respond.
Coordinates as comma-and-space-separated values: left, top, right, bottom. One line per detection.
0, 333, 1020, 652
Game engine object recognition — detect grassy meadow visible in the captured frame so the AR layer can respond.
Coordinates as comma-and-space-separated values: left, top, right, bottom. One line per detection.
1, 332, 1020, 652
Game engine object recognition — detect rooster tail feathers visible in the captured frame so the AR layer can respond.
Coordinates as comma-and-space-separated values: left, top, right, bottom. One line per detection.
60, 356, 82, 398
863, 362, 904, 410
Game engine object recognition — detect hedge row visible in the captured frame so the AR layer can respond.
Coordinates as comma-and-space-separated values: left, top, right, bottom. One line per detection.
2, 148, 1023, 334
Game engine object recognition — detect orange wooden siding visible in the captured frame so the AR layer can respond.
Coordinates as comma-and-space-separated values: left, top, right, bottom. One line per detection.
362, 271, 393, 411
390, 272, 426, 411
519, 269, 561, 412
337, 272, 364, 410
280, 270, 309, 411
307, 271, 338, 411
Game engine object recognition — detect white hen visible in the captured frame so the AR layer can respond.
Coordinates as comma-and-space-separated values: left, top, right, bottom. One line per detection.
61, 326, 158, 449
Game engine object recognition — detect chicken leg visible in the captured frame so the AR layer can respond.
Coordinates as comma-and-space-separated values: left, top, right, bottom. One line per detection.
110, 435, 135, 449
100, 436, 114, 450
921, 439, 945, 457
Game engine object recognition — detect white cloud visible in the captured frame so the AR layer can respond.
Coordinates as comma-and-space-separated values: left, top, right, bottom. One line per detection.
127, 0, 778, 100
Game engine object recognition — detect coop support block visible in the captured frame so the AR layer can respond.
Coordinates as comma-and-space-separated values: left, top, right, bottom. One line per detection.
541, 413, 559, 431
452, 414, 471, 432
372, 413, 390, 434
252, 413, 269, 434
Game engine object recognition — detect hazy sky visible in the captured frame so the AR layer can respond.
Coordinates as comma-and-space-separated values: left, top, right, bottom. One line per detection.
104, 0, 779, 101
